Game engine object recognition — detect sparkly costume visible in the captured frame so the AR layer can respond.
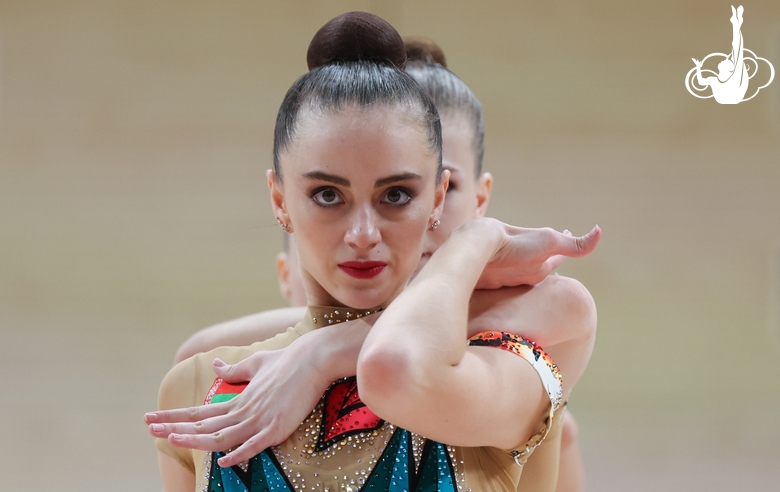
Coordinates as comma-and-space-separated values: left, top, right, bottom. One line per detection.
157, 307, 564, 492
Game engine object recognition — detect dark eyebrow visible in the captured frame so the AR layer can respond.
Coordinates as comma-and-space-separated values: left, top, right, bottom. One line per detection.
375, 172, 422, 188
302, 171, 422, 188
302, 171, 350, 187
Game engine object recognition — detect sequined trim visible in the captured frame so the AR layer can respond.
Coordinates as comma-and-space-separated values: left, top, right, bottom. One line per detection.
202, 376, 460, 491
468, 331, 563, 467
310, 307, 383, 326
199, 304, 464, 491
316, 377, 384, 451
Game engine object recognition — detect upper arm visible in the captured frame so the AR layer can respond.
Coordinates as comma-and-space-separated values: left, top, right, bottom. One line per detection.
360, 338, 550, 450
469, 275, 596, 396
155, 357, 198, 472
158, 450, 195, 492
469, 276, 595, 346
174, 307, 307, 363
359, 275, 594, 449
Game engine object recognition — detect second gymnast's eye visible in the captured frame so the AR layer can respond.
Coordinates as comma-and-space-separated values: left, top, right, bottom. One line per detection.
312, 188, 343, 207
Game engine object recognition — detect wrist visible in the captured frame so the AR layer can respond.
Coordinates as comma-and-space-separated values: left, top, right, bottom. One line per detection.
290, 331, 335, 393
305, 320, 371, 383
451, 217, 506, 256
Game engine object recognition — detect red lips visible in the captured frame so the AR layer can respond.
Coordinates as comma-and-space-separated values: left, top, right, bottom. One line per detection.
338, 261, 387, 279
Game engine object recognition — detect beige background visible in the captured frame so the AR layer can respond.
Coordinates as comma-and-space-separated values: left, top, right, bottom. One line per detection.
1, 1, 779, 490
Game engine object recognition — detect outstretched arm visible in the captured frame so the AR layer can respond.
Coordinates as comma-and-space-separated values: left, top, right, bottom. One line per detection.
148, 315, 377, 467
692, 58, 710, 87
358, 219, 600, 449
148, 222, 598, 465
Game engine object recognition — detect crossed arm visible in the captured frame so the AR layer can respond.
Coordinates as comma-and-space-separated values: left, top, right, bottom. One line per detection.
357, 218, 597, 448
148, 222, 599, 467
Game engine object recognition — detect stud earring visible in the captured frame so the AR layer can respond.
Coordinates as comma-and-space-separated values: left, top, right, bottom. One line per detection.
276, 217, 291, 233
429, 219, 440, 231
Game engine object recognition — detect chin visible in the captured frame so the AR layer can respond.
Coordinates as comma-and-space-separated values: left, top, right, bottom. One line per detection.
335, 288, 389, 311
410, 254, 430, 280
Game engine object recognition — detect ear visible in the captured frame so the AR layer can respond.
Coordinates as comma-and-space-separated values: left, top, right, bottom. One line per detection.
276, 251, 292, 301
432, 169, 450, 223
473, 172, 493, 218
267, 169, 292, 231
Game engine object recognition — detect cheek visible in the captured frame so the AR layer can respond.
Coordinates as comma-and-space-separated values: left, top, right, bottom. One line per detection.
442, 191, 474, 228
389, 210, 428, 260
289, 216, 341, 280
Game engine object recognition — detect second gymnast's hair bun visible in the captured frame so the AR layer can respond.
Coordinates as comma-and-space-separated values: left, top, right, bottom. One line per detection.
307, 12, 407, 71
404, 36, 447, 68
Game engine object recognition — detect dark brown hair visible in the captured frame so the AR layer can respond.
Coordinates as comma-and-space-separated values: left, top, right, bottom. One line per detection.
273, 12, 442, 181
404, 36, 485, 177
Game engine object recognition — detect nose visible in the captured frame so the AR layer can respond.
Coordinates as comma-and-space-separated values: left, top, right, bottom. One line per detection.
344, 204, 381, 250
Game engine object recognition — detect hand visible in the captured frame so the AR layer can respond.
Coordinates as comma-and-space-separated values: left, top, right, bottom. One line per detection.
475, 222, 601, 290
692, 58, 702, 68
145, 339, 327, 467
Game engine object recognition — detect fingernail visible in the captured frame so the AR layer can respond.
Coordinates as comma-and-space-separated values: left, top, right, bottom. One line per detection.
213, 358, 225, 368
170, 433, 182, 442
151, 424, 164, 433
217, 457, 230, 468
145, 413, 158, 423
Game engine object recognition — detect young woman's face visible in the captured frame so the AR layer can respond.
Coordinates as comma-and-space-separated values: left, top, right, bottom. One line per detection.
414, 111, 492, 276
270, 105, 446, 310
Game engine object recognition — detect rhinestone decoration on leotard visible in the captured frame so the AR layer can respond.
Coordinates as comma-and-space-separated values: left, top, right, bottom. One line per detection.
468, 331, 563, 468
201, 306, 462, 491
316, 377, 384, 451
468, 332, 562, 412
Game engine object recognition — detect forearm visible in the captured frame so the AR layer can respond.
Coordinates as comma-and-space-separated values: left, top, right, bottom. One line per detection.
303, 315, 375, 384
355, 221, 597, 447
359, 218, 503, 391
695, 67, 706, 86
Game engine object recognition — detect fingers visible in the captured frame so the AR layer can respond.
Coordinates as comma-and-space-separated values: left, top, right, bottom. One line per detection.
217, 431, 273, 467
545, 254, 567, 272
166, 427, 232, 452
145, 402, 228, 425
170, 416, 270, 454
148, 413, 238, 440
214, 354, 262, 382
557, 225, 601, 258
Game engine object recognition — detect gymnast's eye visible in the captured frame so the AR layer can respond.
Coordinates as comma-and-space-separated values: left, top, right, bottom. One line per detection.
381, 188, 412, 206
312, 188, 343, 207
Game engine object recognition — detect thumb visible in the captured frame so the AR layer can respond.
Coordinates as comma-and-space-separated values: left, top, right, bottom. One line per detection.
213, 355, 261, 382
546, 254, 567, 271
564, 225, 601, 258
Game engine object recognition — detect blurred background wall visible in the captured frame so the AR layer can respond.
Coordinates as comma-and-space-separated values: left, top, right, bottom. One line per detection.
1, 1, 778, 490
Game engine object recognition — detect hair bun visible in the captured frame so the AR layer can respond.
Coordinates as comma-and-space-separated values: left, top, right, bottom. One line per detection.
404, 36, 447, 68
307, 12, 406, 71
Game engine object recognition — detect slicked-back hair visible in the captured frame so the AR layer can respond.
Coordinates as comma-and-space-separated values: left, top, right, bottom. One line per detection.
405, 61, 485, 177
272, 61, 442, 182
